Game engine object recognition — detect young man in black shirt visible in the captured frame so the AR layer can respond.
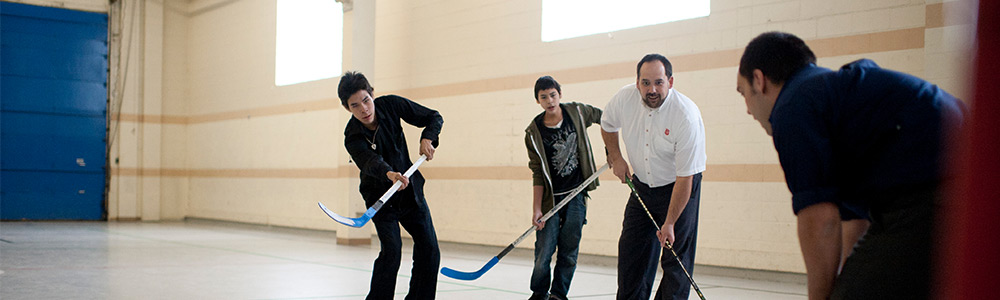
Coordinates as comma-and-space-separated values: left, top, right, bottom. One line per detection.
339, 71, 444, 299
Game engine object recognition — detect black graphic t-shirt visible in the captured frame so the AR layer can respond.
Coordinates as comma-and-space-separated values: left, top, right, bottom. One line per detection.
536, 109, 583, 194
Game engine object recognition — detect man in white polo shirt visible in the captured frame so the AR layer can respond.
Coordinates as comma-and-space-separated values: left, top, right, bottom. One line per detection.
601, 54, 707, 300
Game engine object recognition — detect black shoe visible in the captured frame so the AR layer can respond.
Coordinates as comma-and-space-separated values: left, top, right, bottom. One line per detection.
528, 294, 548, 300
549, 295, 567, 300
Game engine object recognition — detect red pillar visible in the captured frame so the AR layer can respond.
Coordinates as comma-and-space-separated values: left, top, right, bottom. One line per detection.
940, 1, 1000, 299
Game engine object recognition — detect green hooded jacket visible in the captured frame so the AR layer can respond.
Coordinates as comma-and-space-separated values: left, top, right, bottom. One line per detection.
525, 102, 603, 212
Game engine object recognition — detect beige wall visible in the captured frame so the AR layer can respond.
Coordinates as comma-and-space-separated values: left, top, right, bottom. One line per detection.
106, 0, 975, 273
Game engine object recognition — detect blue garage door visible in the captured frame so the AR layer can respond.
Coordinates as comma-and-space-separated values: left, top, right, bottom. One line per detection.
1, 2, 108, 220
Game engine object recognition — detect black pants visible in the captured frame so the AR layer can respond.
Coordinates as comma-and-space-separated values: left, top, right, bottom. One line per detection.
831, 187, 937, 300
368, 203, 440, 300
617, 174, 702, 300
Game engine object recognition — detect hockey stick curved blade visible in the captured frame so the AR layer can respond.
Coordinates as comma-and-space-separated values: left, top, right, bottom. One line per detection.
439, 164, 609, 281
441, 256, 499, 280
318, 155, 428, 228
318, 202, 373, 227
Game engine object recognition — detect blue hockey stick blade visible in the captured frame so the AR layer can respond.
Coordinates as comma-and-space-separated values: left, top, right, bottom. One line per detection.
441, 256, 500, 280
318, 202, 374, 228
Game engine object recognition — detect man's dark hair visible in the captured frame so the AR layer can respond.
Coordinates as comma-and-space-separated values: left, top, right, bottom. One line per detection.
636, 54, 673, 79
533, 76, 561, 100
338, 71, 375, 108
739, 31, 816, 85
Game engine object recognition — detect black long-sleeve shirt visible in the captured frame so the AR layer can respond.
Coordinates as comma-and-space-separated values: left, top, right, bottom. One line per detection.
344, 95, 443, 210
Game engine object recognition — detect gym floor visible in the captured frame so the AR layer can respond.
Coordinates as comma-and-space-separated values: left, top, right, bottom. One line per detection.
0, 220, 806, 299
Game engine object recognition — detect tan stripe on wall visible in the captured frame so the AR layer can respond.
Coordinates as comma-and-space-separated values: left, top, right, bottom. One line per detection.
110, 99, 339, 124
808, 27, 923, 58
112, 167, 351, 178
927, 3, 945, 28
415, 165, 784, 182
110, 113, 187, 124
926, 1, 975, 29
186, 99, 339, 124
390, 28, 923, 100
111, 164, 786, 183
118, 27, 933, 126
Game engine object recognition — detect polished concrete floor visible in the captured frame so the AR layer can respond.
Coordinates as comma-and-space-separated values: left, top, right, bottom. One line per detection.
0, 220, 806, 299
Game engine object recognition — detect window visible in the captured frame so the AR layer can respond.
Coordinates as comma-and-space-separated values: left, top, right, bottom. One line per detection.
541, 0, 710, 42
275, 0, 343, 86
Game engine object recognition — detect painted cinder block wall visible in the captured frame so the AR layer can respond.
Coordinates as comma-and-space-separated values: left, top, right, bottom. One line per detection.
89, 0, 974, 273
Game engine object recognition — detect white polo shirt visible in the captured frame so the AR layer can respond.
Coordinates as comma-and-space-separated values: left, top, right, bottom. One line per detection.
601, 83, 707, 188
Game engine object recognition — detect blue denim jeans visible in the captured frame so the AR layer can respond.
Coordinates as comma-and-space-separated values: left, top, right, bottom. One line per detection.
530, 192, 587, 299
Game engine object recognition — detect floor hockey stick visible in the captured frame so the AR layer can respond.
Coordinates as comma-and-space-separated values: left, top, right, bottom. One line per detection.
625, 177, 707, 300
440, 163, 610, 280
318, 155, 428, 227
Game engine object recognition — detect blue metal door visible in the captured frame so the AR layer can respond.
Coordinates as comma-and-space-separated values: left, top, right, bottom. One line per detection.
1, 2, 108, 220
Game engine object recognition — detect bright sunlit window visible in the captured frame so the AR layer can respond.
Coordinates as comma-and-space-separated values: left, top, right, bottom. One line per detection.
541, 0, 710, 42
275, 0, 343, 86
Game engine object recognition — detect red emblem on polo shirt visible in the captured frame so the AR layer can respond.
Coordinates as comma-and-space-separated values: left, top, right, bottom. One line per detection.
664, 128, 670, 136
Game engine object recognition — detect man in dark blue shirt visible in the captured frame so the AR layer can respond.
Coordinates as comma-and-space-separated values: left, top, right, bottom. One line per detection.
736, 32, 965, 300
340, 71, 444, 299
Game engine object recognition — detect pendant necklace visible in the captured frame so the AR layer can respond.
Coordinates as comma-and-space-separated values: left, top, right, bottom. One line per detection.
365, 125, 379, 150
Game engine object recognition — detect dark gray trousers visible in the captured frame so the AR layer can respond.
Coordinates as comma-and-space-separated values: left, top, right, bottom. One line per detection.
832, 187, 937, 300
617, 174, 702, 300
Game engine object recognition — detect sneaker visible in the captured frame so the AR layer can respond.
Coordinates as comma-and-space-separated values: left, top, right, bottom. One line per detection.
549, 295, 567, 300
